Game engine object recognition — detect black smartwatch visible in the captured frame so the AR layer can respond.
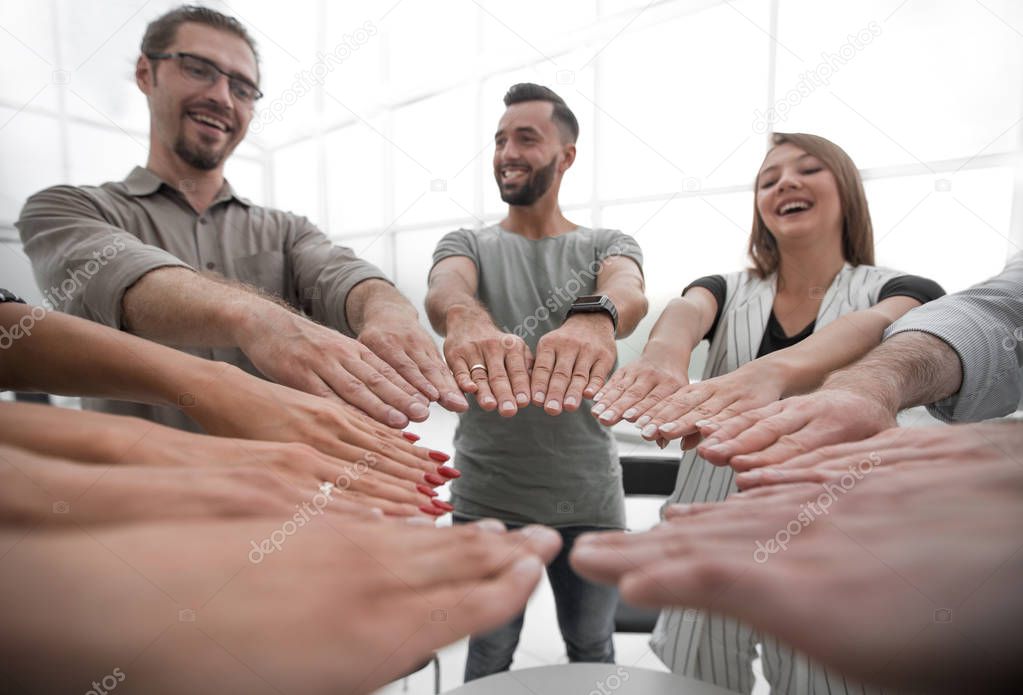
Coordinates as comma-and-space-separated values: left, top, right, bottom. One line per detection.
566, 295, 619, 335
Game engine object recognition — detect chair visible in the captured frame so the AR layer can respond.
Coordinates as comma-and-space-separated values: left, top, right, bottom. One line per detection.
613, 455, 681, 634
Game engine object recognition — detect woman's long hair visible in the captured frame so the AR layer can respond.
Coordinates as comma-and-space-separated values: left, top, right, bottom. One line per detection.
748, 132, 875, 278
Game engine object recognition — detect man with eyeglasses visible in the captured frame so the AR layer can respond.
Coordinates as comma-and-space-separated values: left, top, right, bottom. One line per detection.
17, 5, 467, 433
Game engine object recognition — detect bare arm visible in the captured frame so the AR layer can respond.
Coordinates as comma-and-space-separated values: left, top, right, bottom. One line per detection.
529, 256, 650, 414
425, 256, 532, 416
823, 329, 962, 413
594, 255, 649, 339
642, 296, 924, 448
697, 304, 959, 469
592, 287, 716, 427
0, 303, 454, 498
756, 295, 925, 397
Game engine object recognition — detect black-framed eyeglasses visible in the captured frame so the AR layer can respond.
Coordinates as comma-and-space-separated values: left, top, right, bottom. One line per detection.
146, 51, 263, 103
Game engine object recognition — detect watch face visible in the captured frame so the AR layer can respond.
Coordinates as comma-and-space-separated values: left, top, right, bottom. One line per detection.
574, 295, 603, 304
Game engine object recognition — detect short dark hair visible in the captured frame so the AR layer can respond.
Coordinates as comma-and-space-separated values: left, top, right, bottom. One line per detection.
503, 83, 579, 143
141, 5, 260, 78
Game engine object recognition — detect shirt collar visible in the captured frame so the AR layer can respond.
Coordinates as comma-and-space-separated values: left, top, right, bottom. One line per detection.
123, 166, 253, 208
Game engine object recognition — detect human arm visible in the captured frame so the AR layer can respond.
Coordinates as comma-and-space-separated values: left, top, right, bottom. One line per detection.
425, 253, 533, 417
0, 404, 440, 517
0, 443, 386, 525
696, 329, 961, 470
639, 295, 924, 449
591, 285, 716, 429
571, 429, 1023, 693
0, 518, 562, 694
530, 253, 649, 415
0, 302, 453, 489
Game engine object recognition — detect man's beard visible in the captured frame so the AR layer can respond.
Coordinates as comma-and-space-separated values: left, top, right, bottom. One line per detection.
497, 156, 557, 206
173, 134, 226, 171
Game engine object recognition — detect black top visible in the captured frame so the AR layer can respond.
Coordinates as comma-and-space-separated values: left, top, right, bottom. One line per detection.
0, 289, 26, 304
683, 272, 946, 357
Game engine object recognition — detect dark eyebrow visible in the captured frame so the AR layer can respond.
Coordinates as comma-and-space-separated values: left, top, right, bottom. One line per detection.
187, 51, 259, 87
758, 153, 817, 178
495, 125, 544, 140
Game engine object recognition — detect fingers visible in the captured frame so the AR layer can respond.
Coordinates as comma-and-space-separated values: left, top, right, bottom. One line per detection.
562, 351, 596, 413
637, 386, 708, 440
542, 349, 580, 415
618, 555, 761, 609
529, 343, 556, 407
583, 354, 615, 401
471, 364, 498, 411
448, 353, 479, 395
481, 342, 517, 417
606, 377, 683, 427
592, 365, 630, 406
410, 348, 468, 413
698, 403, 805, 467
504, 339, 532, 410
318, 360, 417, 430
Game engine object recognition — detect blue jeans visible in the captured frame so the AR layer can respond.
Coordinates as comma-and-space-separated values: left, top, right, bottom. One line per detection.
454, 516, 618, 681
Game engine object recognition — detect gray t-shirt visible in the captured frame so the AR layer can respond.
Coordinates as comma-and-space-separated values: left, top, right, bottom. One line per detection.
432, 224, 644, 528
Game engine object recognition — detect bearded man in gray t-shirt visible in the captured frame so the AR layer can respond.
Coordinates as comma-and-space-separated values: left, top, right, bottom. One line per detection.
426, 83, 648, 681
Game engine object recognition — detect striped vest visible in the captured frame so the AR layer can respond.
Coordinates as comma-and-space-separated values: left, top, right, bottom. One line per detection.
651, 262, 905, 674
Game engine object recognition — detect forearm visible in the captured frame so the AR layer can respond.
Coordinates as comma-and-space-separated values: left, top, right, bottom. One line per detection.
756, 305, 897, 397
641, 297, 704, 365
346, 279, 418, 334
0, 403, 202, 467
122, 266, 285, 348
425, 287, 494, 337
823, 331, 962, 415
0, 302, 249, 413
599, 276, 648, 338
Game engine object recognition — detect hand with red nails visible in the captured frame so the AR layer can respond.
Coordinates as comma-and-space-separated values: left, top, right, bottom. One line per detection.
187, 375, 447, 491
529, 312, 617, 416
0, 403, 437, 518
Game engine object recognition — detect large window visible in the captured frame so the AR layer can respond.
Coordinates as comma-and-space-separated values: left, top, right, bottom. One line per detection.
2, 0, 1021, 327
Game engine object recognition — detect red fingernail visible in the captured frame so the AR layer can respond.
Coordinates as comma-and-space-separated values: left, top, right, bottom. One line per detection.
431, 499, 454, 512
424, 472, 445, 486
403, 432, 421, 443
437, 466, 460, 479
419, 504, 444, 516
428, 450, 450, 463
417, 484, 438, 497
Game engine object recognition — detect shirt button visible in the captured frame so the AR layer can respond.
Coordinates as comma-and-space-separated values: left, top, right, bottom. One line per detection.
199, 216, 208, 224
206, 262, 216, 270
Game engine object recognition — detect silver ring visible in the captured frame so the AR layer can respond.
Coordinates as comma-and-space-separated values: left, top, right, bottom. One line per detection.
318, 482, 335, 495
468, 363, 487, 373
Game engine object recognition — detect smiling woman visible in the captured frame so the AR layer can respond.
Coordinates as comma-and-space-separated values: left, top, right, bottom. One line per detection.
590, 131, 945, 693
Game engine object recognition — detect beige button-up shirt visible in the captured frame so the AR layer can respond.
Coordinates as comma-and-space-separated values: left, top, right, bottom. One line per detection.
16, 166, 388, 432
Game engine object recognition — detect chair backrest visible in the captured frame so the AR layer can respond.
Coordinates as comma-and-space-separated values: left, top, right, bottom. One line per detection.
620, 455, 680, 497
614, 456, 680, 634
